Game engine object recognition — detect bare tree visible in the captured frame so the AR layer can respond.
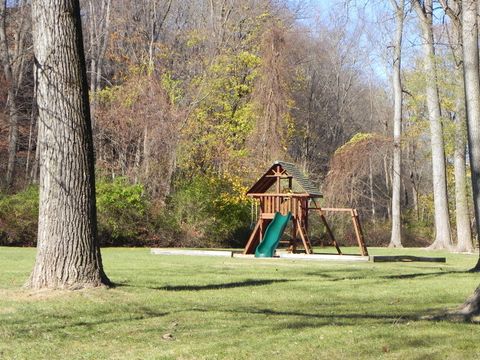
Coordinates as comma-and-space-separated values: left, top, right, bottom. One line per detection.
86, 0, 111, 95
27, 0, 110, 289
0, 0, 30, 188
439, 0, 473, 253
389, 0, 404, 247
411, 0, 452, 249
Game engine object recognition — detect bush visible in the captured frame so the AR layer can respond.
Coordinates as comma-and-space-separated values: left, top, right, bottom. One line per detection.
0, 178, 183, 247
0, 186, 39, 246
96, 177, 149, 245
97, 177, 183, 246
170, 175, 251, 247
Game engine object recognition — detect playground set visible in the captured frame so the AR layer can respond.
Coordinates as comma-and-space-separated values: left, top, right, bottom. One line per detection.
243, 161, 369, 258
151, 160, 446, 263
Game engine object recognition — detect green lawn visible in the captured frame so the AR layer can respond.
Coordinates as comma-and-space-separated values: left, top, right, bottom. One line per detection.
1, 247, 479, 359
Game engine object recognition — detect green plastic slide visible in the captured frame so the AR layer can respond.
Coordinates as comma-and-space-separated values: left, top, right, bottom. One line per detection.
255, 212, 292, 258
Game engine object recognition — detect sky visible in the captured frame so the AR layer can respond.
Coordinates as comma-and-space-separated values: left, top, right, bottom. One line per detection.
292, 0, 436, 84
296, 0, 393, 82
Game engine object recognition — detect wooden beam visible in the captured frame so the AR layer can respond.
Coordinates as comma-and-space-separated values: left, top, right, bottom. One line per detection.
296, 219, 313, 254
351, 209, 368, 256
248, 193, 310, 197
319, 214, 342, 255
308, 205, 368, 256
290, 219, 297, 253
265, 175, 293, 178
151, 249, 233, 257
310, 207, 355, 212
371, 255, 446, 263
244, 219, 262, 254
279, 254, 369, 262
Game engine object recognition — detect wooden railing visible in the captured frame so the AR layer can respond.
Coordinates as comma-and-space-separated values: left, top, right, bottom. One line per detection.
248, 194, 309, 220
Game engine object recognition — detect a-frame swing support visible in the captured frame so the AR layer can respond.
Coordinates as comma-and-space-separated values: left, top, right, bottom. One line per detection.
308, 206, 369, 256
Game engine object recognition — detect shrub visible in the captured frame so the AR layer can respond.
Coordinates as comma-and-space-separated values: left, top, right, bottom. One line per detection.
0, 176, 247, 248
0, 186, 39, 246
96, 177, 149, 245
170, 175, 250, 247
96, 177, 183, 246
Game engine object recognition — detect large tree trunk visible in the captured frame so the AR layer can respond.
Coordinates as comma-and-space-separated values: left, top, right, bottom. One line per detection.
389, 0, 404, 248
27, 0, 110, 289
412, 0, 452, 249
438, 0, 472, 253
458, 0, 480, 322
462, 0, 480, 273
452, 16, 473, 254
454, 95, 473, 253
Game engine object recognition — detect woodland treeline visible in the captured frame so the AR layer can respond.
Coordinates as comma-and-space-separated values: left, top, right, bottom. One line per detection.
0, 0, 476, 251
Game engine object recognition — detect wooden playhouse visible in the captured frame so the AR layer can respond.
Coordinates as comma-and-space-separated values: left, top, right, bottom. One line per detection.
243, 161, 369, 256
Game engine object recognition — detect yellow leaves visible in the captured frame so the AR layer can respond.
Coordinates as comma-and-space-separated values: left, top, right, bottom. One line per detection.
335, 133, 377, 154
442, 116, 457, 158
237, 51, 261, 69
94, 85, 121, 104
440, 97, 455, 112
186, 30, 206, 48
257, 12, 271, 21
216, 173, 249, 206
178, 48, 261, 178
403, 54, 463, 157
161, 72, 183, 106
403, 119, 429, 141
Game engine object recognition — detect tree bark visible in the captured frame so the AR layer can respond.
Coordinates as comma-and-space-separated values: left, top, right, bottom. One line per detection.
389, 0, 404, 248
462, 0, 480, 272
27, 0, 110, 289
454, 93, 473, 253
412, 0, 452, 249
439, 0, 473, 253
369, 158, 376, 222
454, 118, 473, 252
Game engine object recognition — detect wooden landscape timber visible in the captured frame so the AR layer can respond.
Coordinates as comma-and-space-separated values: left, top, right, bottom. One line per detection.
150, 249, 446, 263
372, 255, 446, 263
150, 249, 234, 257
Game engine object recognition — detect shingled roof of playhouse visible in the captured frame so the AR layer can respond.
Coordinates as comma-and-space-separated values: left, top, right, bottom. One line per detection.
246, 160, 322, 197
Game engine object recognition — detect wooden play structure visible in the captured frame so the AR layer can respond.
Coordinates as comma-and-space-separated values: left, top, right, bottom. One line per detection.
243, 161, 369, 256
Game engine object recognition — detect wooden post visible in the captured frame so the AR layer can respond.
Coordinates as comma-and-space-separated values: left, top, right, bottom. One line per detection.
351, 209, 369, 256
318, 210, 342, 255
304, 199, 309, 232
244, 219, 261, 254
276, 165, 281, 193
290, 218, 297, 253
260, 219, 264, 243
296, 218, 313, 254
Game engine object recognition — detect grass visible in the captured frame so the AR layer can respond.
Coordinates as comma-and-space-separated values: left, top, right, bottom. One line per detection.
1, 246, 479, 359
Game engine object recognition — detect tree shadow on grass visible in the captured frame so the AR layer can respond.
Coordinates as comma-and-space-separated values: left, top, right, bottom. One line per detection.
56, 310, 170, 331
149, 279, 291, 291
382, 270, 467, 280
224, 307, 480, 327
236, 308, 418, 322
8, 307, 170, 337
